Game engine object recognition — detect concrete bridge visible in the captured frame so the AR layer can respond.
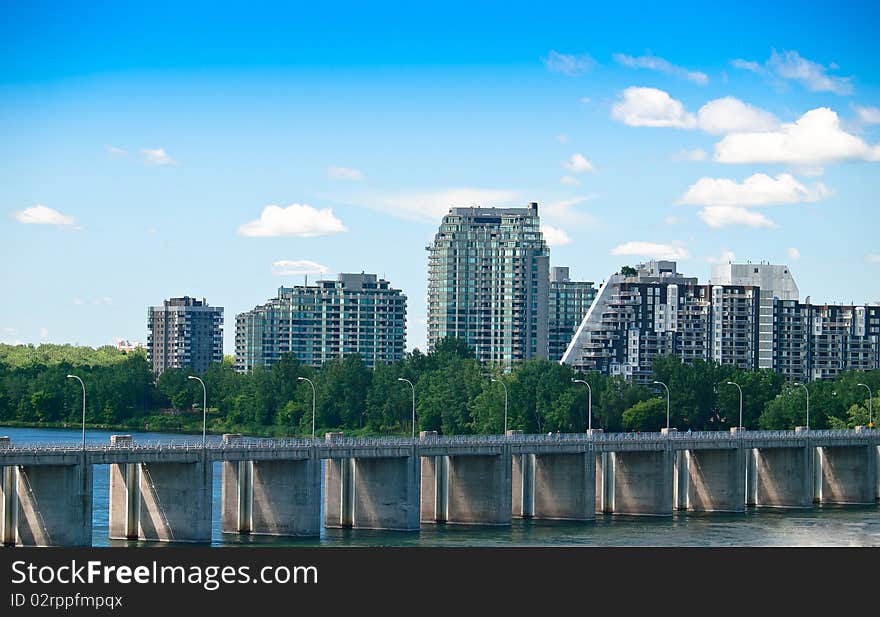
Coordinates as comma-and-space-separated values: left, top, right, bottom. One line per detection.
1, 428, 878, 546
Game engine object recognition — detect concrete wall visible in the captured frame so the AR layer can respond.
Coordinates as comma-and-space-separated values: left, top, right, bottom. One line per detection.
16, 461, 93, 546
684, 448, 746, 512
596, 452, 614, 513
446, 453, 512, 525
352, 454, 420, 530
138, 457, 212, 542
251, 457, 321, 536
533, 453, 595, 520
220, 461, 252, 534
324, 458, 354, 528
817, 446, 877, 505
754, 447, 813, 508
420, 456, 448, 523
611, 450, 673, 516
108, 436, 138, 540
2, 464, 16, 546
511, 454, 535, 518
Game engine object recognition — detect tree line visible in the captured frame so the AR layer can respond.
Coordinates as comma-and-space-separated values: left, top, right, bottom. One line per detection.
0, 340, 877, 436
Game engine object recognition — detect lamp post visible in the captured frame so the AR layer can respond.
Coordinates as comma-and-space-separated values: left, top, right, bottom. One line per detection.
794, 382, 809, 430
653, 380, 670, 431
187, 376, 208, 447
297, 377, 316, 439
397, 378, 416, 438
857, 382, 873, 427
725, 381, 743, 429
490, 378, 509, 434
66, 374, 86, 450
571, 378, 593, 432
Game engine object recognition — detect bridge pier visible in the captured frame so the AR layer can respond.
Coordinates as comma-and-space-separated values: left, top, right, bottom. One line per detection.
251, 457, 321, 535
512, 453, 535, 518
109, 435, 139, 540
530, 452, 595, 520
1, 437, 16, 546
420, 453, 448, 523
351, 453, 420, 530
753, 446, 814, 508
596, 452, 614, 513
608, 448, 673, 516
221, 458, 252, 534
445, 452, 512, 525
816, 445, 877, 505
677, 448, 746, 512
15, 457, 93, 546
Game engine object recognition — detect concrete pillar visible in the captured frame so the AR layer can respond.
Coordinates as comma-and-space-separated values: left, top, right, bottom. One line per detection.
1, 438, 16, 546
138, 455, 212, 542
674, 450, 689, 511
596, 452, 615, 513
419, 455, 447, 523
816, 446, 877, 505
16, 459, 93, 546
532, 452, 594, 520
745, 448, 758, 506
220, 434, 252, 534
753, 447, 812, 508
686, 448, 746, 512
352, 452, 420, 530
610, 449, 673, 516
511, 454, 535, 518
445, 452, 512, 525
109, 435, 139, 540
324, 458, 354, 528
252, 456, 321, 536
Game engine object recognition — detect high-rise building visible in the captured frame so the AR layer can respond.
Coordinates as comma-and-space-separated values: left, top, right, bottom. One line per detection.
235, 273, 406, 371
563, 261, 879, 382
427, 202, 550, 365
548, 267, 596, 362
147, 297, 223, 375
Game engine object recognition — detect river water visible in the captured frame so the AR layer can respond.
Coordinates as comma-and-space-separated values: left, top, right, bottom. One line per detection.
2, 426, 879, 547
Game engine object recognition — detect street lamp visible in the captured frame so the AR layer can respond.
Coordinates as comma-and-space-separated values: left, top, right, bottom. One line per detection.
397, 378, 416, 438
490, 378, 509, 434
297, 377, 316, 439
66, 374, 86, 450
725, 381, 743, 429
793, 382, 809, 430
653, 380, 670, 431
571, 378, 593, 432
187, 376, 208, 447
857, 382, 873, 428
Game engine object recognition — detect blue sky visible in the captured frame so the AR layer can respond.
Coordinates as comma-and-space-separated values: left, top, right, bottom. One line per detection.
2, 1, 879, 354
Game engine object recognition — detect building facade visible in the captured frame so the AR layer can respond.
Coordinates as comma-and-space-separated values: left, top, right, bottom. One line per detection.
563, 261, 879, 383
427, 202, 550, 365
235, 273, 406, 371
548, 267, 596, 362
147, 297, 224, 375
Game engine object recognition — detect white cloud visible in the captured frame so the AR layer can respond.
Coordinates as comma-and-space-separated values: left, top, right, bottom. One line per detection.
706, 249, 736, 264
674, 148, 707, 161
767, 50, 852, 95
787, 247, 801, 261
141, 148, 177, 166
357, 188, 522, 223
579, 97, 591, 104
72, 298, 85, 306
611, 241, 690, 260
105, 145, 128, 157
678, 173, 829, 207
714, 107, 880, 164
696, 97, 778, 135
327, 166, 365, 181
93, 297, 113, 305
39, 328, 49, 339
733, 50, 853, 95
542, 195, 600, 226
562, 153, 595, 174
238, 203, 347, 237
11, 204, 76, 227
560, 175, 580, 186
541, 225, 572, 247
611, 87, 697, 128
271, 260, 331, 276
697, 206, 776, 229
0, 327, 21, 345
543, 50, 595, 76
664, 216, 683, 225
865, 254, 880, 264
613, 53, 708, 85
555, 134, 570, 143
855, 105, 880, 124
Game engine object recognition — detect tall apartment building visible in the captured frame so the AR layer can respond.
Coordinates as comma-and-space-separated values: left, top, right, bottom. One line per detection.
147, 297, 224, 375
561, 261, 760, 383
563, 261, 879, 382
773, 301, 880, 381
427, 202, 550, 365
235, 273, 406, 371
548, 267, 596, 361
